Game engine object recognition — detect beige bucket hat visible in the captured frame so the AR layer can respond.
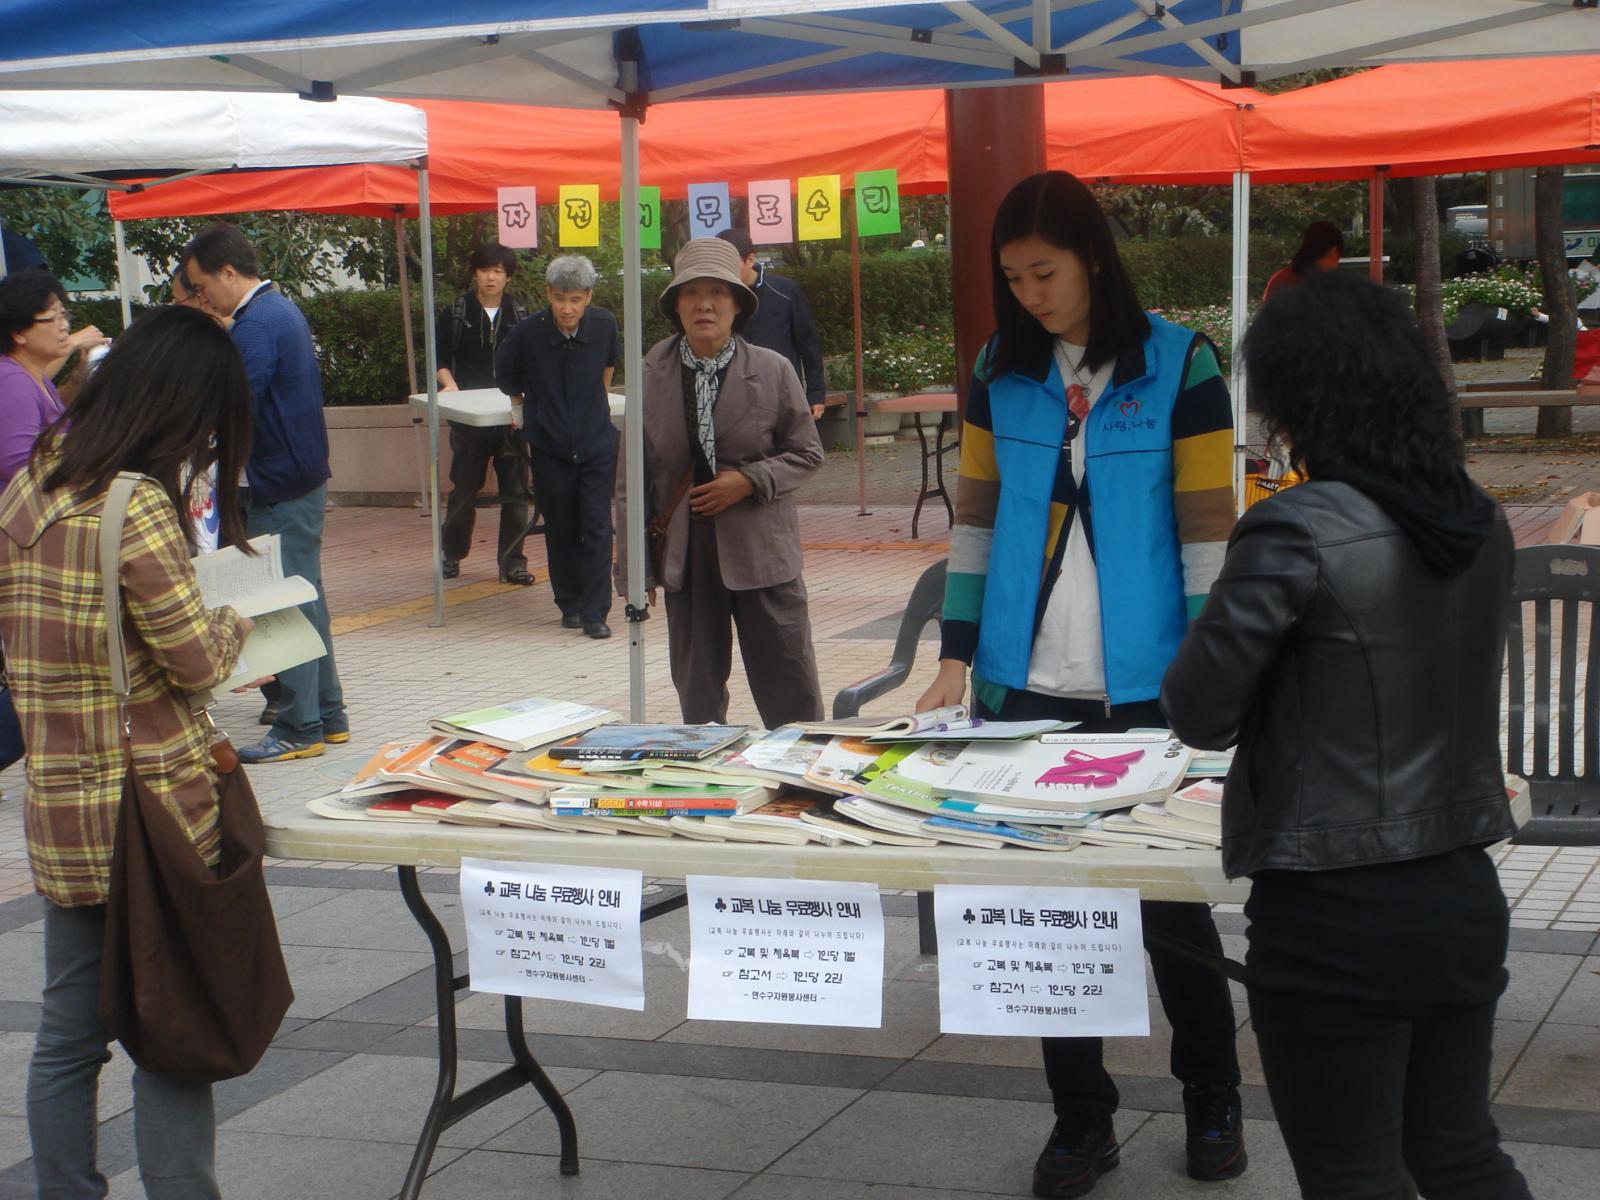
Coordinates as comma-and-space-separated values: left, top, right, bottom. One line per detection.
657, 237, 760, 328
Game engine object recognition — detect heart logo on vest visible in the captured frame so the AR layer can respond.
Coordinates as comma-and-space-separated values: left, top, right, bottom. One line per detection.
1118, 398, 1141, 417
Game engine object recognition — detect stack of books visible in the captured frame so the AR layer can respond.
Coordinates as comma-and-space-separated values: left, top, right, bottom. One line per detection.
303, 701, 1226, 853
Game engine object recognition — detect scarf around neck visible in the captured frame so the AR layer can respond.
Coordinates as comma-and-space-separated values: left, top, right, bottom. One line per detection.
678, 336, 735, 473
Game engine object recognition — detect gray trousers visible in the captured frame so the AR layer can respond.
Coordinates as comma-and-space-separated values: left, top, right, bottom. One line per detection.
664, 516, 824, 729
28, 902, 219, 1200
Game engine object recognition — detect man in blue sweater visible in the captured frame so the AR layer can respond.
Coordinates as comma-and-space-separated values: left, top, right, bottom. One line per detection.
183, 224, 348, 763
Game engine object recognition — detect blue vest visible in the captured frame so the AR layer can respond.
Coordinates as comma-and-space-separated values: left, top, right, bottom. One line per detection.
974, 315, 1196, 704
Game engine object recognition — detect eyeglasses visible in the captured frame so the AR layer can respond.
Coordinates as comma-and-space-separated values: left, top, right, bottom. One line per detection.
31, 309, 71, 328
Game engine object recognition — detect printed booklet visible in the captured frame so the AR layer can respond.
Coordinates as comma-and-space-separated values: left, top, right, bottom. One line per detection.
548, 723, 750, 762
192, 533, 325, 691
428, 697, 618, 752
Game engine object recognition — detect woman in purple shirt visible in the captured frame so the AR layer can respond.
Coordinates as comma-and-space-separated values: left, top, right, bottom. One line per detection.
0, 271, 107, 491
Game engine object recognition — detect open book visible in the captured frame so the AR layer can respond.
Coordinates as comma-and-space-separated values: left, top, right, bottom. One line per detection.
192, 534, 325, 692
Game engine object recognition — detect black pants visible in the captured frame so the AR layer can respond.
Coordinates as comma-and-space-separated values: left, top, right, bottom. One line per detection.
530, 445, 615, 624
441, 422, 529, 571
1250, 990, 1529, 1200
975, 689, 1241, 1115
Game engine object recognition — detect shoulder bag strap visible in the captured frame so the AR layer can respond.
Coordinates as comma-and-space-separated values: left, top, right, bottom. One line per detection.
650, 470, 695, 537
98, 473, 217, 727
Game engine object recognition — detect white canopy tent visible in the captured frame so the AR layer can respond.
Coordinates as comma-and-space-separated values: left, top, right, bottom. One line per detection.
4, 1, 1596, 720
0, 90, 457, 616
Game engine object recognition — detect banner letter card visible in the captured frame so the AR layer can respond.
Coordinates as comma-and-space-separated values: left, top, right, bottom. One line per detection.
496, 187, 538, 249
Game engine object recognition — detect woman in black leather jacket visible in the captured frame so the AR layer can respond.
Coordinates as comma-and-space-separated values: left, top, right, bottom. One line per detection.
1162, 271, 1532, 1200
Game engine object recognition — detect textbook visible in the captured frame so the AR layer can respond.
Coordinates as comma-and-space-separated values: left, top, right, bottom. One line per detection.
371, 736, 504, 803
424, 740, 552, 803
726, 796, 844, 845
901, 734, 1193, 814
192, 533, 326, 691
864, 718, 1076, 744
795, 705, 969, 738
548, 723, 750, 762
642, 727, 830, 789
802, 737, 883, 795
428, 697, 618, 752
1164, 779, 1225, 827
1115, 805, 1223, 847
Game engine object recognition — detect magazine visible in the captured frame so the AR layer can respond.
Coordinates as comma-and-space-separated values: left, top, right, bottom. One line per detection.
548, 723, 749, 762
428, 697, 618, 752
795, 705, 969, 737
902, 734, 1193, 814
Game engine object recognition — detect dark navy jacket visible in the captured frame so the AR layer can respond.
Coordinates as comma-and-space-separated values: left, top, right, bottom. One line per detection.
742, 266, 825, 408
231, 284, 331, 505
495, 306, 619, 464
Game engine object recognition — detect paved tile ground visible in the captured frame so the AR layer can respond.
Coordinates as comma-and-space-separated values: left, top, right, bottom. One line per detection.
0, 369, 1596, 1197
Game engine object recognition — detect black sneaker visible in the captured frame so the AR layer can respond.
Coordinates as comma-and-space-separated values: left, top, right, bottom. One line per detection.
1183, 1083, 1247, 1182
1033, 1109, 1119, 1198
560, 612, 583, 629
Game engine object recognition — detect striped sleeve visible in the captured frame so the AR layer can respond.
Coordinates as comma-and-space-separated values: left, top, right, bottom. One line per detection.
1170, 337, 1236, 619
940, 370, 998, 664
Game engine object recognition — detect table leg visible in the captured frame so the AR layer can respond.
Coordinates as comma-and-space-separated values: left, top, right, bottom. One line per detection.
910, 412, 931, 540
395, 865, 581, 1197
933, 414, 956, 529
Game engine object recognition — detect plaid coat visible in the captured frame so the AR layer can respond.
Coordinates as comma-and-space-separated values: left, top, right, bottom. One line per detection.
0, 463, 245, 906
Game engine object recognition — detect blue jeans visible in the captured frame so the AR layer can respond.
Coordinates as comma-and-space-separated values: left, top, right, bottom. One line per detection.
246, 484, 345, 743
28, 903, 219, 1199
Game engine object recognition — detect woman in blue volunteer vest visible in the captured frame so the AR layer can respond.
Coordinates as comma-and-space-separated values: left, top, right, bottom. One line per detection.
918, 171, 1243, 1199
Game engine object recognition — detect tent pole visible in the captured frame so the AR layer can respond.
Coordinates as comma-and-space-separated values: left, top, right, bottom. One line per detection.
395, 213, 430, 512
621, 90, 647, 722
112, 219, 134, 331
1369, 170, 1386, 283
395, 215, 420, 396
418, 166, 445, 627
852, 207, 867, 518
1231, 170, 1251, 516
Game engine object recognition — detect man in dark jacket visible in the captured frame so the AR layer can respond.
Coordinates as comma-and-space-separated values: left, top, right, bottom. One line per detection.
434, 241, 531, 584
496, 254, 619, 639
182, 223, 347, 763
717, 230, 826, 417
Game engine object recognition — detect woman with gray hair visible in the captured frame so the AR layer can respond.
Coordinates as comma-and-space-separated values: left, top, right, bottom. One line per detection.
496, 252, 621, 636
615, 237, 825, 727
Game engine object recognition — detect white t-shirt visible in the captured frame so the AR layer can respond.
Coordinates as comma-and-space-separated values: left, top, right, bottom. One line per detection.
481, 306, 500, 323
1026, 340, 1113, 699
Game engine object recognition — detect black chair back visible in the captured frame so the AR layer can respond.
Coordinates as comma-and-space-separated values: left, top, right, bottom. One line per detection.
1507, 545, 1600, 844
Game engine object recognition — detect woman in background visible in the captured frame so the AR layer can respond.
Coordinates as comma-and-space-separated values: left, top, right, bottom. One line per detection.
1261, 219, 1344, 302
1162, 271, 1532, 1199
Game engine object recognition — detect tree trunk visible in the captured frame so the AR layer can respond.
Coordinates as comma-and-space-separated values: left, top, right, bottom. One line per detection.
1536, 165, 1576, 439
1408, 176, 1467, 436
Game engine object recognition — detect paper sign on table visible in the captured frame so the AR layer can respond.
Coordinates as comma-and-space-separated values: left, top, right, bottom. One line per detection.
687, 182, 732, 237
854, 169, 902, 236
637, 186, 662, 250
797, 175, 842, 241
558, 184, 600, 247
461, 858, 644, 1010
746, 179, 793, 245
496, 187, 539, 249
934, 885, 1148, 1037
687, 875, 884, 1027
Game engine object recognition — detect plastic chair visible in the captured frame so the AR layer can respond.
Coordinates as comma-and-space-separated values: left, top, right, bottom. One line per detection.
831, 559, 946, 719
1506, 545, 1600, 845
831, 558, 945, 953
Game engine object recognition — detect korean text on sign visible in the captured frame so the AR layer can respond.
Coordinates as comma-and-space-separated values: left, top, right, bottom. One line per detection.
460, 857, 644, 1010
933, 886, 1148, 1038
686, 875, 885, 1028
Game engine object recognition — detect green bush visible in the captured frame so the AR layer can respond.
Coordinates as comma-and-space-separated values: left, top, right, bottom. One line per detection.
784, 251, 952, 357
1117, 235, 1295, 310
299, 289, 427, 407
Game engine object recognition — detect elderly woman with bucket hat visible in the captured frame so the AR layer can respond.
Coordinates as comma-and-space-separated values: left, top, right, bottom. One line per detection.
616, 237, 825, 727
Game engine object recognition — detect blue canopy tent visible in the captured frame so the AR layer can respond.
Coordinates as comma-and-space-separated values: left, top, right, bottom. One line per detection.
4, 0, 1597, 719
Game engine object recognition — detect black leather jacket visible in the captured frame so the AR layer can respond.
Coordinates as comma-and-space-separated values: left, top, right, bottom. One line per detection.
1161, 480, 1517, 878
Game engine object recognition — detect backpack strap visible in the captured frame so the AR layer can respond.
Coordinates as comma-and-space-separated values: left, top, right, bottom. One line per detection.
447, 294, 468, 375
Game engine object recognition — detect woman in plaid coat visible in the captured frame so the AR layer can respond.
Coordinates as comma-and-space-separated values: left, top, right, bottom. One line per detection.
0, 306, 256, 1198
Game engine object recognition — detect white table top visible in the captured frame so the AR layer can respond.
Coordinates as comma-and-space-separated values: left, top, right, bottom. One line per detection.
408, 390, 628, 428
262, 813, 1247, 903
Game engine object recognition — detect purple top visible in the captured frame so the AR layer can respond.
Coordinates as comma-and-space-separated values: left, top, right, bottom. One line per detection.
0, 356, 64, 492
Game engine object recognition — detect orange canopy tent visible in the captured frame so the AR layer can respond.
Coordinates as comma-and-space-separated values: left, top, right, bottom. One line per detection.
107, 78, 1258, 220
1244, 56, 1600, 182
